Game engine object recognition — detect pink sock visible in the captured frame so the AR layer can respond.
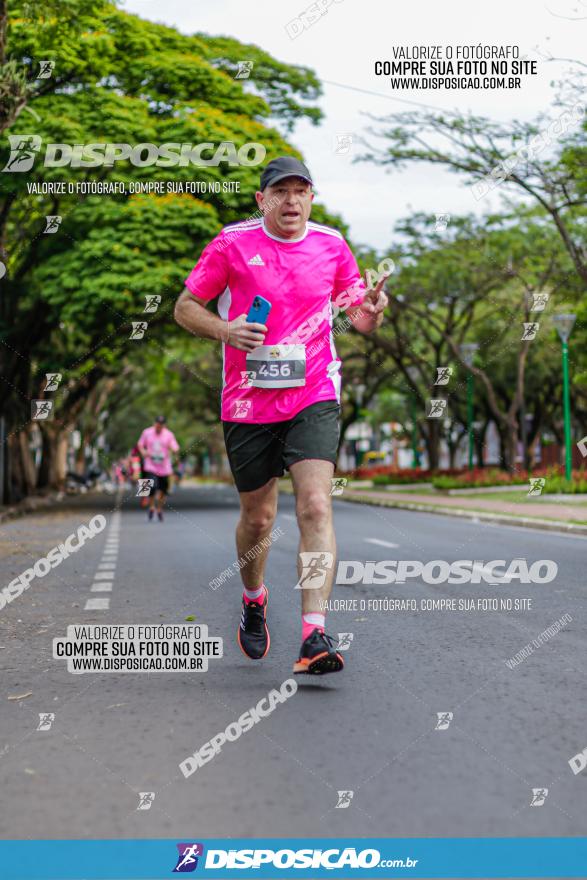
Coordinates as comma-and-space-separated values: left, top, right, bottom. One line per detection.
302, 612, 325, 641
243, 584, 266, 604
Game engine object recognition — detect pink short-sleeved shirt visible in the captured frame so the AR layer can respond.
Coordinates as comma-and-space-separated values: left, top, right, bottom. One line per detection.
185, 220, 366, 423
139, 426, 179, 476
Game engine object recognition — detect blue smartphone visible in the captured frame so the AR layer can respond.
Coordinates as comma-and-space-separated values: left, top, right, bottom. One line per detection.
246, 295, 272, 324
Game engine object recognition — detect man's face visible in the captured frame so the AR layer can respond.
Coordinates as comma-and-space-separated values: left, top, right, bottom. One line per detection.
255, 177, 313, 239
154, 422, 164, 434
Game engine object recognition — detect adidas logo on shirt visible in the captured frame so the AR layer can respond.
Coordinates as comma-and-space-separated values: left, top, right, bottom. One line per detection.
247, 254, 265, 266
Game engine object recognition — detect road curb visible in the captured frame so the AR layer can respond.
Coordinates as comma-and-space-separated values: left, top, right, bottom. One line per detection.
334, 492, 587, 536
0, 491, 65, 525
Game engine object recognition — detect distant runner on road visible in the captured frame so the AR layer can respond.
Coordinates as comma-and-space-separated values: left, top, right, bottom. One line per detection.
138, 416, 179, 522
175, 156, 387, 674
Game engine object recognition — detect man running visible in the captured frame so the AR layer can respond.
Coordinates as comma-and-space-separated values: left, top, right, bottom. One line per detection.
175, 156, 387, 674
138, 416, 179, 522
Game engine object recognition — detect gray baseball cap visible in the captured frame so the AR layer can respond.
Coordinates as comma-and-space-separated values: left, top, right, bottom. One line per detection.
260, 156, 313, 191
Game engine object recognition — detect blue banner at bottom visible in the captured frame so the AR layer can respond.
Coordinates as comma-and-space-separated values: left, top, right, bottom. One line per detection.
1, 838, 586, 879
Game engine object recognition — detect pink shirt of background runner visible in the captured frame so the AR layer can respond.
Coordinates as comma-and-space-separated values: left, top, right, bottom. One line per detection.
139, 426, 179, 476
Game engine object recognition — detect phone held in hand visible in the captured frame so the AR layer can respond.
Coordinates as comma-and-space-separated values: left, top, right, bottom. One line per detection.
246, 295, 272, 324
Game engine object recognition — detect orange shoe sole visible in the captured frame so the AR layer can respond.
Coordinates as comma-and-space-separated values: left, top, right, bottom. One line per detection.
293, 650, 344, 675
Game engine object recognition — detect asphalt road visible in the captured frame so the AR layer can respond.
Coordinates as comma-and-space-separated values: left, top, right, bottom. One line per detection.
0, 483, 586, 842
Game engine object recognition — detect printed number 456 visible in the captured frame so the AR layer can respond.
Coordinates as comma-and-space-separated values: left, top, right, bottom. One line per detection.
258, 363, 290, 377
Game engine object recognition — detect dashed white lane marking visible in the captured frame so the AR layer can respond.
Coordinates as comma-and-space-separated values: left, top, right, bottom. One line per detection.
85, 597, 110, 610
84, 511, 121, 611
364, 538, 400, 549
282, 514, 296, 521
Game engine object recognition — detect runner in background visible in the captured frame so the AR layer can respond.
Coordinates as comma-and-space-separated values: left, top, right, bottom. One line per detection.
137, 416, 180, 522
130, 446, 142, 481
174, 459, 186, 486
114, 461, 126, 487
130, 444, 148, 507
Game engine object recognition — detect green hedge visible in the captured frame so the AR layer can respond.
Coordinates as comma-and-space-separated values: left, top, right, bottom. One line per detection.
431, 467, 587, 493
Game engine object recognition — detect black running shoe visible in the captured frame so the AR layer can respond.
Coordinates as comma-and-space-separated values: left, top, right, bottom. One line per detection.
237, 588, 270, 660
293, 628, 344, 675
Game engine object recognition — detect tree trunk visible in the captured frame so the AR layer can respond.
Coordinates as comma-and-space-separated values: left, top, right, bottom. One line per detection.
474, 420, 489, 468
19, 428, 36, 492
503, 418, 519, 474
75, 433, 88, 476
527, 434, 541, 470
37, 425, 68, 490
423, 419, 440, 470
448, 438, 456, 469
447, 428, 466, 468
6, 430, 36, 503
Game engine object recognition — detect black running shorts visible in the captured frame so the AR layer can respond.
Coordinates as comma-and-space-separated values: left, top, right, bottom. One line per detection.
143, 472, 169, 494
223, 400, 340, 492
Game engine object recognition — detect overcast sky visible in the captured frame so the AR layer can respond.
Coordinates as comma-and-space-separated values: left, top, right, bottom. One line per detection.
122, 0, 585, 250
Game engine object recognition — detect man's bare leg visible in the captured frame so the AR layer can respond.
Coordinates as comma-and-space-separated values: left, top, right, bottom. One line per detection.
290, 459, 336, 612
235, 478, 278, 660
148, 486, 156, 517
290, 459, 343, 674
236, 478, 279, 588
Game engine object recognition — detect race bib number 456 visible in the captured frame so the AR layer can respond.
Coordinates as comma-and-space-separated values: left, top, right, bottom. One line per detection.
245, 344, 306, 389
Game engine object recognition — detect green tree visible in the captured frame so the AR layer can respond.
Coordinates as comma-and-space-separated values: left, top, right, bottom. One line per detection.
365, 212, 575, 469
0, 1, 326, 500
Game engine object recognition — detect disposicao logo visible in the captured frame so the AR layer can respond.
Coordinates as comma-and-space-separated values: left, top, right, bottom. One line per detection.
2, 136, 266, 171
173, 843, 204, 872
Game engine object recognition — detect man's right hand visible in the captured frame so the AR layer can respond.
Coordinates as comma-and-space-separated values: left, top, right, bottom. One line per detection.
225, 314, 267, 352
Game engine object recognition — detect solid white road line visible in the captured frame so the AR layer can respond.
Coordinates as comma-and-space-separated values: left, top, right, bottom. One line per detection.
364, 538, 400, 549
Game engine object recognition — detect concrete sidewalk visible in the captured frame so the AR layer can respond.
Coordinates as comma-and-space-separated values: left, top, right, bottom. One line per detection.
0, 491, 66, 525
338, 487, 587, 535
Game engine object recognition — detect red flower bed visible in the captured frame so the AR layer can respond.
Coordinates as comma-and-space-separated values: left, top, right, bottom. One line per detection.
341, 466, 465, 482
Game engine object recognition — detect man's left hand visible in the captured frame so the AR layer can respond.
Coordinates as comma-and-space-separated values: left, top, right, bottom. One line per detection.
359, 272, 389, 330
